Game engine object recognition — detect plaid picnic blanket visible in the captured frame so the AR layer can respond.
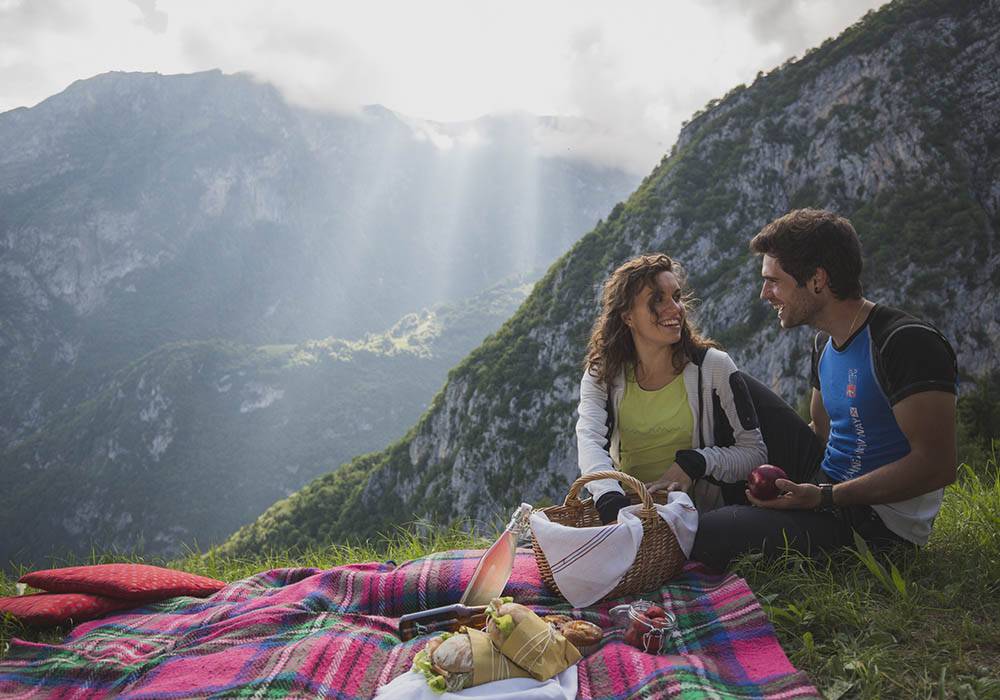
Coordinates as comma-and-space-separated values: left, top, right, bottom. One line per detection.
0, 550, 820, 698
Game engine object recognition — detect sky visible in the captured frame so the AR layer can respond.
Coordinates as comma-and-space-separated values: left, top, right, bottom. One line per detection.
0, 0, 887, 174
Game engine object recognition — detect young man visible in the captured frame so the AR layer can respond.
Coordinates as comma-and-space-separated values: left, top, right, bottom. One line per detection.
690, 209, 958, 570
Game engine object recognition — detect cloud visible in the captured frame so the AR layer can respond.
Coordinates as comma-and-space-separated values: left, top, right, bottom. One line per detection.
128, 0, 167, 34
0, 0, 86, 39
0, 0, 891, 173
173, 5, 385, 116
703, 0, 885, 59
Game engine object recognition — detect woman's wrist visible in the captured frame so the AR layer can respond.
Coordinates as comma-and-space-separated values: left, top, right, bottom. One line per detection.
674, 451, 705, 480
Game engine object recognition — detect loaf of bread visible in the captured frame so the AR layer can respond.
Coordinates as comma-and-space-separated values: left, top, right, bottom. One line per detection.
560, 620, 603, 648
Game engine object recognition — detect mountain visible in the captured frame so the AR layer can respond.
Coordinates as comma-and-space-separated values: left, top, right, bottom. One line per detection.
0, 279, 530, 567
0, 71, 637, 448
0, 71, 638, 566
217, 0, 1000, 557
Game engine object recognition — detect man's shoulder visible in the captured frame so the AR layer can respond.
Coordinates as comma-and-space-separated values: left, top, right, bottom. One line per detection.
867, 303, 958, 402
867, 304, 953, 355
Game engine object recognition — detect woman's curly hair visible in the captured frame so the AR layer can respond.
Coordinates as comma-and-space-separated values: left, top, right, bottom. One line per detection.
584, 253, 718, 388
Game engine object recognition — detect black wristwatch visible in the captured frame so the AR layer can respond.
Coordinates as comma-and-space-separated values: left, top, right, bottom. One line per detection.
817, 483, 835, 509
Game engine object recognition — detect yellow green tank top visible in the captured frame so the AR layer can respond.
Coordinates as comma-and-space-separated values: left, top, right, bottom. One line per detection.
618, 369, 694, 484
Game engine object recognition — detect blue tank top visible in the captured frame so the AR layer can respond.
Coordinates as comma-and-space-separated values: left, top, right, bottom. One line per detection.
818, 325, 911, 481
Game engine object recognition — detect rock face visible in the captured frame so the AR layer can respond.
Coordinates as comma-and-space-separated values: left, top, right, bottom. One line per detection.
218, 0, 1000, 556
0, 71, 637, 447
0, 71, 638, 566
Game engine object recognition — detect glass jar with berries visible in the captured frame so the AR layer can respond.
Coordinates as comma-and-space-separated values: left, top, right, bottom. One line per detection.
609, 600, 676, 654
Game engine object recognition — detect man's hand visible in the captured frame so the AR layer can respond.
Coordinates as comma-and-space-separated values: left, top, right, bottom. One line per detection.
746, 479, 822, 510
646, 463, 692, 495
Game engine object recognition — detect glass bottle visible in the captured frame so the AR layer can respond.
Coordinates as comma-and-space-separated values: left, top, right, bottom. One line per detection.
398, 603, 489, 641
398, 504, 533, 641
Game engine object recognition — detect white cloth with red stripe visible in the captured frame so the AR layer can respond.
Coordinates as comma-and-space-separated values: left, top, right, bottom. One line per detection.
529, 492, 698, 608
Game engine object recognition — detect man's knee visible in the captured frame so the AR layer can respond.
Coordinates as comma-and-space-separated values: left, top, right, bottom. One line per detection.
690, 505, 832, 571
690, 505, 758, 572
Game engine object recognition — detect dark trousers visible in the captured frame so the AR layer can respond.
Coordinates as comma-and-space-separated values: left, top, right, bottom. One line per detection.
692, 376, 912, 571
692, 472, 912, 571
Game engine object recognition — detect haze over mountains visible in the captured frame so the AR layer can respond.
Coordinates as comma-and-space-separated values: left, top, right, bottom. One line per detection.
0, 72, 637, 566
217, 0, 1000, 557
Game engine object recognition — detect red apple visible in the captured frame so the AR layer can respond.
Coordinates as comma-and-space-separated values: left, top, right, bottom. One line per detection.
747, 464, 788, 501
645, 605, 665, 619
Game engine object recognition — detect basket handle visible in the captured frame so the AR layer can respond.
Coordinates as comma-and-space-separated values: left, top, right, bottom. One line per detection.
565, 470, 655, 511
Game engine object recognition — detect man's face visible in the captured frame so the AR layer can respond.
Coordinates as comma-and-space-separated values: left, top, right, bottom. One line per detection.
760, 254, 819, 329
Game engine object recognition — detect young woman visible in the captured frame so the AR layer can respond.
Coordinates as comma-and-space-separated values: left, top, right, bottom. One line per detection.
576, 253, 768, 524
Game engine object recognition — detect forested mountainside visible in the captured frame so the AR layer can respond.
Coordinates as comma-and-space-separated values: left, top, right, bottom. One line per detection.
219, 0, 1000, 557
0, 280, 529, 567
0, 71, 635, 449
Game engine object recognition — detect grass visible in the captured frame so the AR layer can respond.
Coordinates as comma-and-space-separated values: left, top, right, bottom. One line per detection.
3, 461, 999, 699
735, 458, 1000, 699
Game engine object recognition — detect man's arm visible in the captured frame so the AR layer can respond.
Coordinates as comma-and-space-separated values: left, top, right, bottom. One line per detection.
831, 390, 957, 504
749, 390, 957, 509
809, 388, 830, 445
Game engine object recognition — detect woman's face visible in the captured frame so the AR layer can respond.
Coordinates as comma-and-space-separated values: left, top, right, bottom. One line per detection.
622, 271, 684, 348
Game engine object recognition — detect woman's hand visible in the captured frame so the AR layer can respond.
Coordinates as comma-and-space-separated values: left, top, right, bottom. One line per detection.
646, 463, 692, 495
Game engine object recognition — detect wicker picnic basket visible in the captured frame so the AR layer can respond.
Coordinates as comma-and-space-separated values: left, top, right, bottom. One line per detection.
531, 470, 686, 602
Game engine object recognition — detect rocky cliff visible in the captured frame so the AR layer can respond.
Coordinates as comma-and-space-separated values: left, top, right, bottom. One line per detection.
218, 0, 1000, 556
0, 71, 638, 566
0, 71, 636, 448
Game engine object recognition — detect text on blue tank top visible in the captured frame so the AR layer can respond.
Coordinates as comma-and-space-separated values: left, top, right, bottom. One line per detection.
819, 326, 911, 482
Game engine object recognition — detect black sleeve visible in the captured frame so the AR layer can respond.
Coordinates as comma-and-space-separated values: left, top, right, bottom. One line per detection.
878, 326, 957, 405
810, 332, 828, 391
596, 492, 630, 525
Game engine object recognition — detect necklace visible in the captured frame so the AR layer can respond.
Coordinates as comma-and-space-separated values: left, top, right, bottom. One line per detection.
846, 299, 869, 339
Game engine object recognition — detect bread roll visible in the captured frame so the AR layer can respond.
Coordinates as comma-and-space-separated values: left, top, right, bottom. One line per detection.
542, 614, 572, 628
430, 633, 474, 673
560, 620, 602, 649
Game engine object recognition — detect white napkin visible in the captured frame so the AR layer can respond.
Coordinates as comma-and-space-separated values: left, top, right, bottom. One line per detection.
375, 667, 578, 700
530, 491, 698, 608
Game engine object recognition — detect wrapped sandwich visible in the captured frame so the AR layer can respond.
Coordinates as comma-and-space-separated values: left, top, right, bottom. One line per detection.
485, 597, 582, 681
412, 627, 532, 693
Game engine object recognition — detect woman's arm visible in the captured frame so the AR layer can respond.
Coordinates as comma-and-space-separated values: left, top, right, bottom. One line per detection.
675, 350, 767, 483
575, 369, 625, 501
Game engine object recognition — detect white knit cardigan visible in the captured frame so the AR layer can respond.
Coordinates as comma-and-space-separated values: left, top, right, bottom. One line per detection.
576, 348, 767, 511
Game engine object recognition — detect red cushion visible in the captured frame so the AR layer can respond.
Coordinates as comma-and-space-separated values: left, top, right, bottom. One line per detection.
19, 564, 226, 601
0, 592, 133, 626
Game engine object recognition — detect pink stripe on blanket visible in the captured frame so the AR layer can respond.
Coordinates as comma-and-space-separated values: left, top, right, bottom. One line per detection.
730, 636, 799, 680
125, 644, 258, 694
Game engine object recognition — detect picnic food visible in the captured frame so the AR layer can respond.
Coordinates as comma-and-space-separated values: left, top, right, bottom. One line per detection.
485, 597, 535, 647
610, 600, 676, 655
542, 613, 573, 627
485, 596, 583, 680
426, 633, 473, 674
560, 620, 603, 650
413, 628, 531, 693
747, 464, 789, 501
